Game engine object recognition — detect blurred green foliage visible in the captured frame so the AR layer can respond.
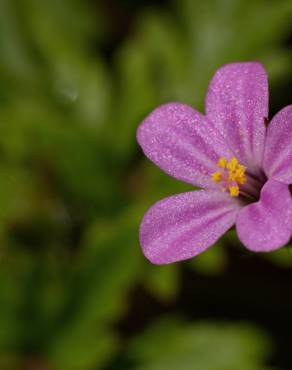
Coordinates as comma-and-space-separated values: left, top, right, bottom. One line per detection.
0, 0, 291, 369
129, 317, 273, 370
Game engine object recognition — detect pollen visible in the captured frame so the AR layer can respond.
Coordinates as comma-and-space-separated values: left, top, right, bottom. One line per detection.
211, 156, 246, 197
226, 157, 239, 171
211, 172, 222, 182
217, 157, 227, 168
229, 185, 239, 197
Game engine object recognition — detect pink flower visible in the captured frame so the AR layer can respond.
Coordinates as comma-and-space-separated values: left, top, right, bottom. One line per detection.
137, 62, 292, 264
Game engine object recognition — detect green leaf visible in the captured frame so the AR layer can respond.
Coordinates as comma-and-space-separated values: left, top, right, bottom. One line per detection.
190, 242, 227, 275
129, 317, 274, 370
47, 209, 143, 369
144, 264, 180, 302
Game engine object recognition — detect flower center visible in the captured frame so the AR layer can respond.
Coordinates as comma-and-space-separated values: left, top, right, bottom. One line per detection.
211, 156, 247, 197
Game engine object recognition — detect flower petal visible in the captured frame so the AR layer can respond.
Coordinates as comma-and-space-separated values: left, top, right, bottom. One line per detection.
137, 103, 234, 188
263, 105, 292, 184
236, 180, 292, 252
139, 190, 240, 264
205, 62, 268, 173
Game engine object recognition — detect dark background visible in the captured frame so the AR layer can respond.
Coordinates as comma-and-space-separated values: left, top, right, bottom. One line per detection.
0, 0, 292, 369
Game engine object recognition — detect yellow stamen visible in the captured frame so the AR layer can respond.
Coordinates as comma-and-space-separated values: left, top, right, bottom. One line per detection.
226, 157, 239, 171
229, 185, 239, 197
211, 172, 222, 182
211, 156, 246, 197
228, 171, 237, 182
217, 157, 227, 168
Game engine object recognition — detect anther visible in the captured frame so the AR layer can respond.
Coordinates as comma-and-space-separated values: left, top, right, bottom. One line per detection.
211, 156, 246, 197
